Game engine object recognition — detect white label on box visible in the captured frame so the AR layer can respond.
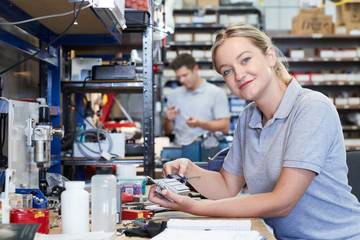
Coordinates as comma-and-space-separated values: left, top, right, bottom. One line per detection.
342, 49, 357, 58
194, 33, 212, 42
192, 50, 205, 59
319, 49, 334, 59
289, 49, 305, 59
163, 69, 176, 78
175, 16, 192, 24
296, 74, 310, 82
178, 50, 192, 55
204, 50, 212, 59
192, 15, 204, 24
348, 97, 360, 105
228, 15, 247, 24
198, 69, 222, 79
335, 98, 348, 105
219, 14, 228, 25
324, 73, 336, 81
175, 33, 193, 42
348, 73, 356, 82
311, 74, 324, 82
334, 50, 343, 59
335, 26, 347, 35
204, 15, 217, 24
166, 51, 177, 60
336, 74, 348, 81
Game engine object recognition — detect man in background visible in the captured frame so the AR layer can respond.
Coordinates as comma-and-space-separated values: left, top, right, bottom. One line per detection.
162, 53, 230, 149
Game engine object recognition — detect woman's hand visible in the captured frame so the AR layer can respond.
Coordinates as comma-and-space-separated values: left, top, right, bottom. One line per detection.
147, 185, 198, 212
162, 158, 191, 177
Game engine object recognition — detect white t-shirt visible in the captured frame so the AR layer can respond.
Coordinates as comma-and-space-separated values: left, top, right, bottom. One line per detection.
167, 80, 230, 146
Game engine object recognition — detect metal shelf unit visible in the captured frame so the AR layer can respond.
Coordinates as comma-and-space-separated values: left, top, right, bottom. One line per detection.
0, 1, 155, 177
61, 16, 155, 178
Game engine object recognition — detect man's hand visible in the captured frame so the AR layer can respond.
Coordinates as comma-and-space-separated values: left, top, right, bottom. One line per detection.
186, 117, 199, 128
165, 105, 178, 121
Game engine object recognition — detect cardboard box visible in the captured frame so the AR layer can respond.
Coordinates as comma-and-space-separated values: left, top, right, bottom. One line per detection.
335, 3, 360, 34
174, 33, 193, 42
192, 14, 217, 24
204, 14, 218, 24
174, 15, 192, 24
336, 3, 360, 26
194, 33, 212, 42
192, 50, 206, 59
291, 9, 333, 35
311, 73, 325, 82
293, 72, 311, 83
219, 14, 247, 25
198, 0, 219, 7
289, 49, 305, 59
166, 50, 177, 60
319, 49, 335, 58
183, 0, 197, 7
192, 15, 204, 24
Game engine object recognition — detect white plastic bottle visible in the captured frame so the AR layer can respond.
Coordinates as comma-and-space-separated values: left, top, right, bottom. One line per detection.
61, 181, 89, 234
91, 166, 117, 233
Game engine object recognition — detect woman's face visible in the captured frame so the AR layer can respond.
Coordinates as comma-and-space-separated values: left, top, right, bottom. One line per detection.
214, 36, 276, 102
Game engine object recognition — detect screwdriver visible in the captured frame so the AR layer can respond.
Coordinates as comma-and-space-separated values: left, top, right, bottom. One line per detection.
167, 174, 201, 183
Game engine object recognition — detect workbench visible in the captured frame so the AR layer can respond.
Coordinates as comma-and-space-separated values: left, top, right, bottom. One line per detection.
48, 209, 276, 239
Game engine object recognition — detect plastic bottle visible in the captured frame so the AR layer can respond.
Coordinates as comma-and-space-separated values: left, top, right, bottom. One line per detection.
61, 181, 89, 234
91, 166, 117, 233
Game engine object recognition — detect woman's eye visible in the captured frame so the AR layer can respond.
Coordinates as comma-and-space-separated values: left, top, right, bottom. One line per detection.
223, 69, 232, 76
242, 57, 250, 64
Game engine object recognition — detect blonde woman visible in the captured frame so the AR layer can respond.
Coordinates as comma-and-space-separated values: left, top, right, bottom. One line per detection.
149, 23, 360, 239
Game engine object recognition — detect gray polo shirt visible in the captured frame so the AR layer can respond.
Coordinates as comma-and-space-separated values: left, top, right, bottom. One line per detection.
223, 80, 360, 239
167, 80, 230, 146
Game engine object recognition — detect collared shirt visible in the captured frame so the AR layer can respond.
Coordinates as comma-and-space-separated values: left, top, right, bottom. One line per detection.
223, 79, 360, 239
167, 80, 230, 146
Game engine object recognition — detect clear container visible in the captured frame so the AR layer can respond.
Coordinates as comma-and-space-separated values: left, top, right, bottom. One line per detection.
61, 181, 89, 234
91, 166, 117, 233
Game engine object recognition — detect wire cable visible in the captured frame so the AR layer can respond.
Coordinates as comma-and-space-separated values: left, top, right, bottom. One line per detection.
0, 2, 93, 25
74, 128, 119, 159
0, 0, 85, 76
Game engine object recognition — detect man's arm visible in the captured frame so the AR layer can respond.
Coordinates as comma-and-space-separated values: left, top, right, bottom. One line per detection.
162, 105, 178, 134
186, 117, 230, 134
162, 117, 174, 134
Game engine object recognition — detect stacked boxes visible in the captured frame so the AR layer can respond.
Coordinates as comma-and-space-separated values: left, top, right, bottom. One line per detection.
291, 8, 333, 35
335, 1, 360, 34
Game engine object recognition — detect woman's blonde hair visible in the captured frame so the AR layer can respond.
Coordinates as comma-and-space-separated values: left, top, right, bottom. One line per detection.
211, 23, 291, 84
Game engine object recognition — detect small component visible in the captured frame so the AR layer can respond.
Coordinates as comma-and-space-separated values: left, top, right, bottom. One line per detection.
121, 209, 153, 220
133, 218, 147, 228
147, 176, 190, 202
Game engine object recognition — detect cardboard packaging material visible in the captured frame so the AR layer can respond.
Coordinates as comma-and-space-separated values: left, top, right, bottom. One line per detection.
291, 8, 333, 35
198, 0, 219, 7
174, 33, 193, 42
335, 3, 360, 34
194, 33, 212, 42
183, 0, 197, 7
